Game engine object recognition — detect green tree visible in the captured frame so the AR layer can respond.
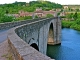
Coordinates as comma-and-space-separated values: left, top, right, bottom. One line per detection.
0, 15, 14, 23
46, 14, 53, 18
76, 18, 80, 25
73, 12, 78, 20
24, 16, 32, 19
0, 1, 62, 22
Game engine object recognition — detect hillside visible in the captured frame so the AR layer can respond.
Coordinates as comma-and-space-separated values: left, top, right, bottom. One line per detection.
0, 1, 62, 14
63, 5, 80, 9
0, 1, 62, 23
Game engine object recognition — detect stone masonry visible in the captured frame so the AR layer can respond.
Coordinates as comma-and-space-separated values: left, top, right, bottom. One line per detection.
7, 17, 61, 60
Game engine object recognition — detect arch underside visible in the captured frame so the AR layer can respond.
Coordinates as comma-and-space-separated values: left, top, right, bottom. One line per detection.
30, 43, 39, 51
48, 23, 54, 45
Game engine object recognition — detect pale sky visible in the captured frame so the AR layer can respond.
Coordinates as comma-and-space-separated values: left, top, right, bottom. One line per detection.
0, 0, 80, 5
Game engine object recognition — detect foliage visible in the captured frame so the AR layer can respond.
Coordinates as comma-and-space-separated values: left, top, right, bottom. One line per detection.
70, 24, 80, 31
73, 12, 78, 20
29, 1, 62, 9
76, 18, 80, 25
24, 16, 32, 20
66, 13, 74, 19
62, 12, 80, 31
0, 1, 62, 23
46, 14, 53, 18
16, 16, 32, 20
35, 15, 38, 18
62, 20, 74, 28
0, 1, 62, 14
0, 15, 14, 22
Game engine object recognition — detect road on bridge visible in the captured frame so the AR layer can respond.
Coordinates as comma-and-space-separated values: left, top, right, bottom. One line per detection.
0, 30, 8, 43
0, 29, 12, 60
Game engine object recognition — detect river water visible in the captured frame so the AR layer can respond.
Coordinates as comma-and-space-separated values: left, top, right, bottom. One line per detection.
47, 28, 80, 60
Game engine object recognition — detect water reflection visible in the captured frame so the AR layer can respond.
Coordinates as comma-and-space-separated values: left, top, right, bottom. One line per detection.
47, 28, 80, 60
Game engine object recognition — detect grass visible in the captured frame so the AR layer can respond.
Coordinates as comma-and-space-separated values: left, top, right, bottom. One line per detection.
1, 53, 13, 60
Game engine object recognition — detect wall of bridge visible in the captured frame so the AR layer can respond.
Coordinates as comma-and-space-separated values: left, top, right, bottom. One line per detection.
7, 17, 61, 60
0, 18, 45, 30
15, 17, 61, 54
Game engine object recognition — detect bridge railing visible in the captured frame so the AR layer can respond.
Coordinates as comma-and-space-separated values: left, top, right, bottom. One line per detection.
0, 17, 52, 30
0, 17, 59, 31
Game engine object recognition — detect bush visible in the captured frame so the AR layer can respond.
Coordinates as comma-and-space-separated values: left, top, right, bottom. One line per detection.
62, 12, 80, 31
24, 16, 32, 20
62, 20, 74, 28
70, 24, 80, 31
0, 15, 14, 23
76, 18, 80, 25
15, 16, 32, 21
46, 14, 53, 18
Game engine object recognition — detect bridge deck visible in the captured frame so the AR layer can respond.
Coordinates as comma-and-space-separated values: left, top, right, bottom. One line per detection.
0, 30, 13, 60
0, 40, 14, 60
0, 30, 8, 43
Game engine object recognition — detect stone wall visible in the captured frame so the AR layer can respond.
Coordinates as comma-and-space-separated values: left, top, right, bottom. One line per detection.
0, 18, 45, 30
15, 17, 61, 54
8, 28, 53, 60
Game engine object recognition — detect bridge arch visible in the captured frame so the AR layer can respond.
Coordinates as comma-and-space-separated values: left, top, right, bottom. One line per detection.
47, 23, 54, 45
30, 43, 39, 51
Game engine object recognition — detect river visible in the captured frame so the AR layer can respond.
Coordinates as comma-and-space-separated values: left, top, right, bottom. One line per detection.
47, 28, 80, 60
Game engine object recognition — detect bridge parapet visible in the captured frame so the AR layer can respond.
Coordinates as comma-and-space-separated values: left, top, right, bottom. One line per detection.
8, 28, 53, 60
0, 18, 47, 30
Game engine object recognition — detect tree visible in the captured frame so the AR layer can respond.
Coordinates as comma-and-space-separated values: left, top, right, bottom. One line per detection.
73, 12, 78, 20
46, 14, 53, 18
0, 15, 14, 22
5, 10, 9, 14
24, 16, 32, 19
0, 1, 62, 22
76, 18, 80, 25
66, 13, 73, 20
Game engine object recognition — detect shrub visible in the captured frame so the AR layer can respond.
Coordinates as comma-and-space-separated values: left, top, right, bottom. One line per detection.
62, 20, 73, 28
0, 15, 14, 23
46, 14, 53, 18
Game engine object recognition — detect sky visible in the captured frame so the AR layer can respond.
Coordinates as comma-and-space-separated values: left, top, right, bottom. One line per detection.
0, 0, 80, 5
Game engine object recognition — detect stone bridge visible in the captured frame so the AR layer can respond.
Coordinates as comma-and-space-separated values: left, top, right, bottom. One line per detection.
7, 17, 61, 60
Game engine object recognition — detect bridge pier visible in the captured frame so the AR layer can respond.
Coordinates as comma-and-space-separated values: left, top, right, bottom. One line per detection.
38, 17, 61, 55
47, 17, 61, 45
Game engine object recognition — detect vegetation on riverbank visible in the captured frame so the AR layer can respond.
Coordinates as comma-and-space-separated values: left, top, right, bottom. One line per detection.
62, 12, 80, 31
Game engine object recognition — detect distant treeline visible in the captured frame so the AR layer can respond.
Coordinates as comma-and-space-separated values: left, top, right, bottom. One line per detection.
0, 1, 62, 14
0, 1, 62, 23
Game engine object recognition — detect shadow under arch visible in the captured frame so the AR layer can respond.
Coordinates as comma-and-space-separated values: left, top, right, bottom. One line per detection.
30, 43, 39, 51
47, 23, 54, 45
47, 23, 54, 55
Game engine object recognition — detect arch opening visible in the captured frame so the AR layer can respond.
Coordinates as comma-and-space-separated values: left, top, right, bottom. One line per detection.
48, 23, 54, 45
30, 43, 39, 51
46, 23, 54, 57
